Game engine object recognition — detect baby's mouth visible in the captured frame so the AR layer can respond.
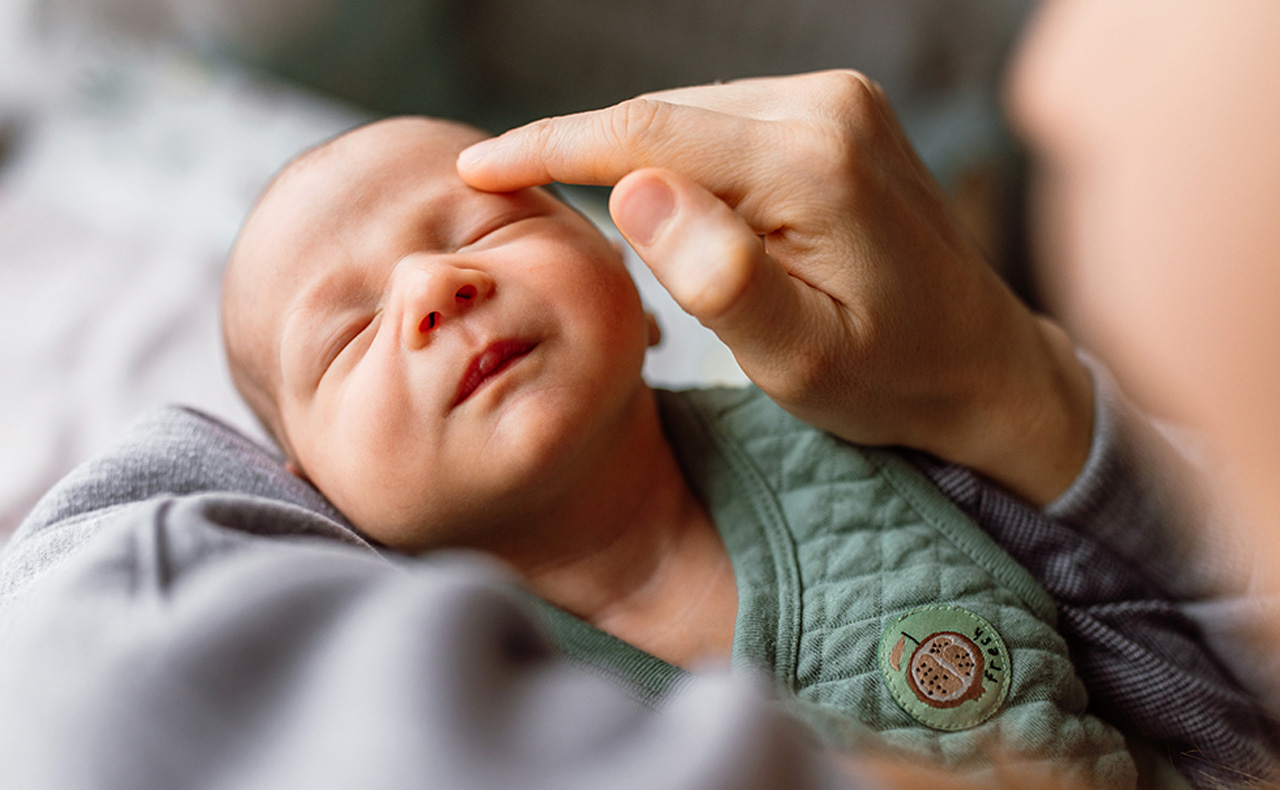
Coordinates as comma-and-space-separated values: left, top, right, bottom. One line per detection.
452, 339, 537, 408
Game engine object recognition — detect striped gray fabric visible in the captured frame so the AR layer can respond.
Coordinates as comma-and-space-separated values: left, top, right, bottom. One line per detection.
915, 454, 1280, 789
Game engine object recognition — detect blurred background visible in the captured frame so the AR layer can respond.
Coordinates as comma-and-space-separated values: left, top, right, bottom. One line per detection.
0, 0, 1038, 537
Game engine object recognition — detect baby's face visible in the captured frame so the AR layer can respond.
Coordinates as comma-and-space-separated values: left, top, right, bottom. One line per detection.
226, 118, 650, 551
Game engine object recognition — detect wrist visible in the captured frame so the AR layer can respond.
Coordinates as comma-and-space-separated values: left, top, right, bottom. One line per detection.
949, 316, 1096, 506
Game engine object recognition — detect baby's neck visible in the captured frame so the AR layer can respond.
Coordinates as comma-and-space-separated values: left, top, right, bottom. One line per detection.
487, 387, 738, 668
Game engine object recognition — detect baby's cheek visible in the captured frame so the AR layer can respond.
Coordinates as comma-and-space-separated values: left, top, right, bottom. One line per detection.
324, 384, 431, 533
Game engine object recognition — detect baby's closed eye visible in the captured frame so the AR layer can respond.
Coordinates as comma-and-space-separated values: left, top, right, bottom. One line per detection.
319, 312, 381, 380
457, 212, 544, 252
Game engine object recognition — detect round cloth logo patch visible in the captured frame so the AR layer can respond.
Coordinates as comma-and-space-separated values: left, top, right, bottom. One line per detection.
878, 605, 1011, 731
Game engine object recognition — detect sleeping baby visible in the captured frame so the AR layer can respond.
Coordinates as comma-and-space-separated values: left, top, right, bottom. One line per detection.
221, 116, 1135, 785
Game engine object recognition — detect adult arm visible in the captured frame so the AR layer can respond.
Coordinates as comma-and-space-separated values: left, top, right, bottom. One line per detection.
457, 71, 1093, 506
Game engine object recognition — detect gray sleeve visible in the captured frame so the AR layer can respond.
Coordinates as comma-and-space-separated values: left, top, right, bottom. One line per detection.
0, 495, 848, 790
1044, 354, 1280, 715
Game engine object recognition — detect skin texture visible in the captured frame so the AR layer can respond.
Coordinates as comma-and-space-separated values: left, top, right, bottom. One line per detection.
1007, 0, 1280, 601
223, 118, 737, 666
457, 70, 1095, 507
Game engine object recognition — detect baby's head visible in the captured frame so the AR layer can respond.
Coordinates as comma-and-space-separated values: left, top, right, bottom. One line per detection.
223, 117, 653, 551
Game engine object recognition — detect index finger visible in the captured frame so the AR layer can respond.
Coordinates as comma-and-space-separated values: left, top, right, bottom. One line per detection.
456, 98, 763, 198
634, 71, 864, 120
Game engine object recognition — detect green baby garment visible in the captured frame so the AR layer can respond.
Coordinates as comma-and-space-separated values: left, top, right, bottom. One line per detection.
532, 387, 1136, 788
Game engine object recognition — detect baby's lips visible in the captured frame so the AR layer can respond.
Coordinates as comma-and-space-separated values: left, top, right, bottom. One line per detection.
452, 339, 537, 407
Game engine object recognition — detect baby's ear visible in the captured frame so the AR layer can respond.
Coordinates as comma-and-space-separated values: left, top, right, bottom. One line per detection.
645, 311, 663, 348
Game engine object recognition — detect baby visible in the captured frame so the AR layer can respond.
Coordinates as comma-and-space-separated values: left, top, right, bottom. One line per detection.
223, 117, 1134, 784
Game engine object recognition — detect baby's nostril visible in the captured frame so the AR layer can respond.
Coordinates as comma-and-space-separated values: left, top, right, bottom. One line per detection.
456, 284, 477, 302
420, 312, 441, 333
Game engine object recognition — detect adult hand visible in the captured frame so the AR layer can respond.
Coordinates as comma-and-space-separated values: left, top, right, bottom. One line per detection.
457, 71, 1093, 506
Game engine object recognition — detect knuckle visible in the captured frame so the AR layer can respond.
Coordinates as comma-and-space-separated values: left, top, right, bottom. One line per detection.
790, 72, 895, 194
818, 69, 882, 120
606, 98, 672, 159
523, 116, 561, 161
816, 71, 891, 148
525, 116, 556, 150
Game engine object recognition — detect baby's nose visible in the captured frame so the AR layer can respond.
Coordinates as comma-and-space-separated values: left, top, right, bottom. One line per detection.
418, 283, 478, 333
401, 264, 495, 348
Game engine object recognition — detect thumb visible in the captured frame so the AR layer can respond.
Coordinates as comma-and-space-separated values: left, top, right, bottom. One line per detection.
609, 168, 809, 373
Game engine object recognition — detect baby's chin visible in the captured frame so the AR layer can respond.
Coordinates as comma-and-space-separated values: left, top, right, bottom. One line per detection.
335, 386, 658, 553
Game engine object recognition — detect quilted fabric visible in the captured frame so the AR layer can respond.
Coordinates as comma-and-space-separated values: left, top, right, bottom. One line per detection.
534, 388, 1137, 788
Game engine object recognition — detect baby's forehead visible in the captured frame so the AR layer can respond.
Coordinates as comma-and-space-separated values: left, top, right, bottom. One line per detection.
278, 119, 489, 227
244, 121, 473, 264
306, 117, 485, 185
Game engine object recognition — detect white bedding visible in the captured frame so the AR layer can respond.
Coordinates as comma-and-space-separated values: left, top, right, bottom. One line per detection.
0, 43, 744, 537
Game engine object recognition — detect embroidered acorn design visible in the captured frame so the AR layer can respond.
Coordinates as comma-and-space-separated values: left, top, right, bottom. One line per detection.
890, 631, 987, 709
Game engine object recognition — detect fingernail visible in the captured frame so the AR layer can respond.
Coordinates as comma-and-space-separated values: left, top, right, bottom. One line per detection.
457, 140, 495, 172
615, 178, 674, 247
